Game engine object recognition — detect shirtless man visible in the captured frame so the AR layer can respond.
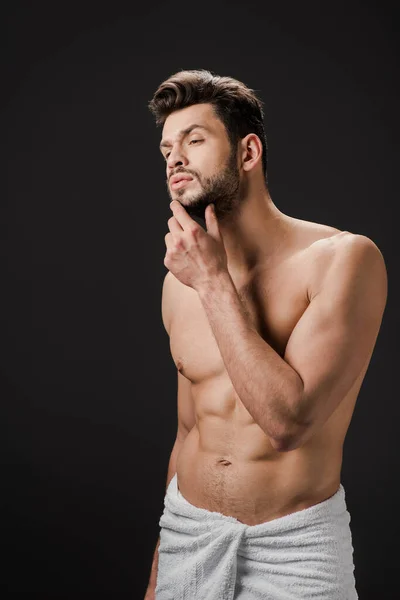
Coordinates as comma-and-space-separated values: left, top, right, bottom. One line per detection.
144, 70, 387, 599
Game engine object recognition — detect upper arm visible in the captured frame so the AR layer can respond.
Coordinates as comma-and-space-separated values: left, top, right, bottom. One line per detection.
282, 233, 388, 450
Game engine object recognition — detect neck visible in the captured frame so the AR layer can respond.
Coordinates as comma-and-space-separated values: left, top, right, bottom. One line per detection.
218, 181, 291, 278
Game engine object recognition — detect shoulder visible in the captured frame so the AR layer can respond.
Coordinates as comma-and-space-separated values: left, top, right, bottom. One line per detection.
309, 229, 386, 271
161, 271, 193, 334
285, 215, 387, 302
161, 271, 176, 335
307, 229, 387, 303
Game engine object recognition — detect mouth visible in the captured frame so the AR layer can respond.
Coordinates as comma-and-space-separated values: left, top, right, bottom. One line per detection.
171, 177, 194, 190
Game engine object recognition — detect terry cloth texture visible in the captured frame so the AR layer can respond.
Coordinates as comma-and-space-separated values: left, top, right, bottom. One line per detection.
155, 473, 358, 599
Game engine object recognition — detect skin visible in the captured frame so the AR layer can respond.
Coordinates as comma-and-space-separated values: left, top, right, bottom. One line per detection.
159, 102, 387, 526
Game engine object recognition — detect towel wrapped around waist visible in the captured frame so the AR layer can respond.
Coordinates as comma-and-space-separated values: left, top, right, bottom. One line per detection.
155, 473, 357, 600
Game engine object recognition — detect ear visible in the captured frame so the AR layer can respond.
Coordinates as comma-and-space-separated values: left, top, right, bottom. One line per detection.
239, 133, 263, 173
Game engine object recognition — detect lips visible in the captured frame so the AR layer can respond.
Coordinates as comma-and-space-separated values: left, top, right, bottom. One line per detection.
171, 179, 193, 190
170, 174, 194, 189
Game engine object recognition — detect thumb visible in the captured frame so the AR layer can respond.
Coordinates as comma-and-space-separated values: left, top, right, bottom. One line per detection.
205, 204, 221, 240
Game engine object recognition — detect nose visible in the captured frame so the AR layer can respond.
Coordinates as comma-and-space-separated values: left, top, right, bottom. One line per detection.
166, 144, 189, 171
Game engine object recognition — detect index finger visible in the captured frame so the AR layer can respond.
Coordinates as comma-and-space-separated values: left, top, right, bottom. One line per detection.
170, 200, 195, 230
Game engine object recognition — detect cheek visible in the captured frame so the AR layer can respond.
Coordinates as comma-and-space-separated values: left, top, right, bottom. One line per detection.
198, 149, 226, 174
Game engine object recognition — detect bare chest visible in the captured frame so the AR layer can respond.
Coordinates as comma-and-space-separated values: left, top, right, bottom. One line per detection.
169, 253, 311, 385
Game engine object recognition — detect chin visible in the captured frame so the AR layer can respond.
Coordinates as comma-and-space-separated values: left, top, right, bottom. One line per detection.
175, 194, 192, 205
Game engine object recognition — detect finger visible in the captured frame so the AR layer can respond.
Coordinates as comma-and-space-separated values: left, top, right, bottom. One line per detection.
165, 231, 184, 251
168, 216, 183, 235
164, 232, 173, 248
170, 200, 195, 230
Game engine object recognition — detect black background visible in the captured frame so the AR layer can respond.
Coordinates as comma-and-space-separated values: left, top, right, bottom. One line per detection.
3, 1, 398, 598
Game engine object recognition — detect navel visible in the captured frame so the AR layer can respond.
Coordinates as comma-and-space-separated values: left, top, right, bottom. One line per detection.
217, 458, 232, 467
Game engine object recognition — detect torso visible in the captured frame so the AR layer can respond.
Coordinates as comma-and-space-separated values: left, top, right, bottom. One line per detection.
167, 216, 369, 526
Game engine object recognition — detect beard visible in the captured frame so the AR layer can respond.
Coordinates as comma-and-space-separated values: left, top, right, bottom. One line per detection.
166, 148, 242, 223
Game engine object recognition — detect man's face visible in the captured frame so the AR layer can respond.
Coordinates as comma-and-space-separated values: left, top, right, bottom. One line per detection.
160, 103, 241, 221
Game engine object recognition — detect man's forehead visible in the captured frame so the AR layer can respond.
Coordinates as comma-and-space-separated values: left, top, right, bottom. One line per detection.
161, 104, 219, 140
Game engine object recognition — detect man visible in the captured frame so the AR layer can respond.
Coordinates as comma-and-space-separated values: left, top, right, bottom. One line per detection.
144, 69, 387, 599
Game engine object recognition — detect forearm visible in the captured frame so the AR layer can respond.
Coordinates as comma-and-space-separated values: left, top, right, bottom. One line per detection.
197, 272, 303, 445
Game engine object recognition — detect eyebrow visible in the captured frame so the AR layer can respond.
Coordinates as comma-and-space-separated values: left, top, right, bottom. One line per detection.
159, 124, 209, 151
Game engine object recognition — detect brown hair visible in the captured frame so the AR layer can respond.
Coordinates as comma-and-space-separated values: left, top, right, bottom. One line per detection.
148, 69, 268, 183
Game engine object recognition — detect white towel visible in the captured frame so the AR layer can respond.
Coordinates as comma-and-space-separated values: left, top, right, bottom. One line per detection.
155, 473, 358, 599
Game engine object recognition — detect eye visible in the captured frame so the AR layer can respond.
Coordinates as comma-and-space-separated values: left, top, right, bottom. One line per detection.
163, 139, 202, 160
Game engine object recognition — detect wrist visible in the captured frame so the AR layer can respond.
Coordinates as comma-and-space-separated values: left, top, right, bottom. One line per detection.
197, 270, 233, 299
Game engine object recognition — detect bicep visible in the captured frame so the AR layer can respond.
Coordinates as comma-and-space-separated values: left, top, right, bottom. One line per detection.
283, 234, 387, 441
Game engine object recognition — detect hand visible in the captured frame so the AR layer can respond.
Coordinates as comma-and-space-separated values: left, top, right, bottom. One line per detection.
164, 201, 228, 291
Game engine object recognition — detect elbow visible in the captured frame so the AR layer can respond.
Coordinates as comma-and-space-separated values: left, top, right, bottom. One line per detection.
272, 388, 312, 453
270, 424, 307, 452
267, 414, 306, 452
272, 417, 315, 452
